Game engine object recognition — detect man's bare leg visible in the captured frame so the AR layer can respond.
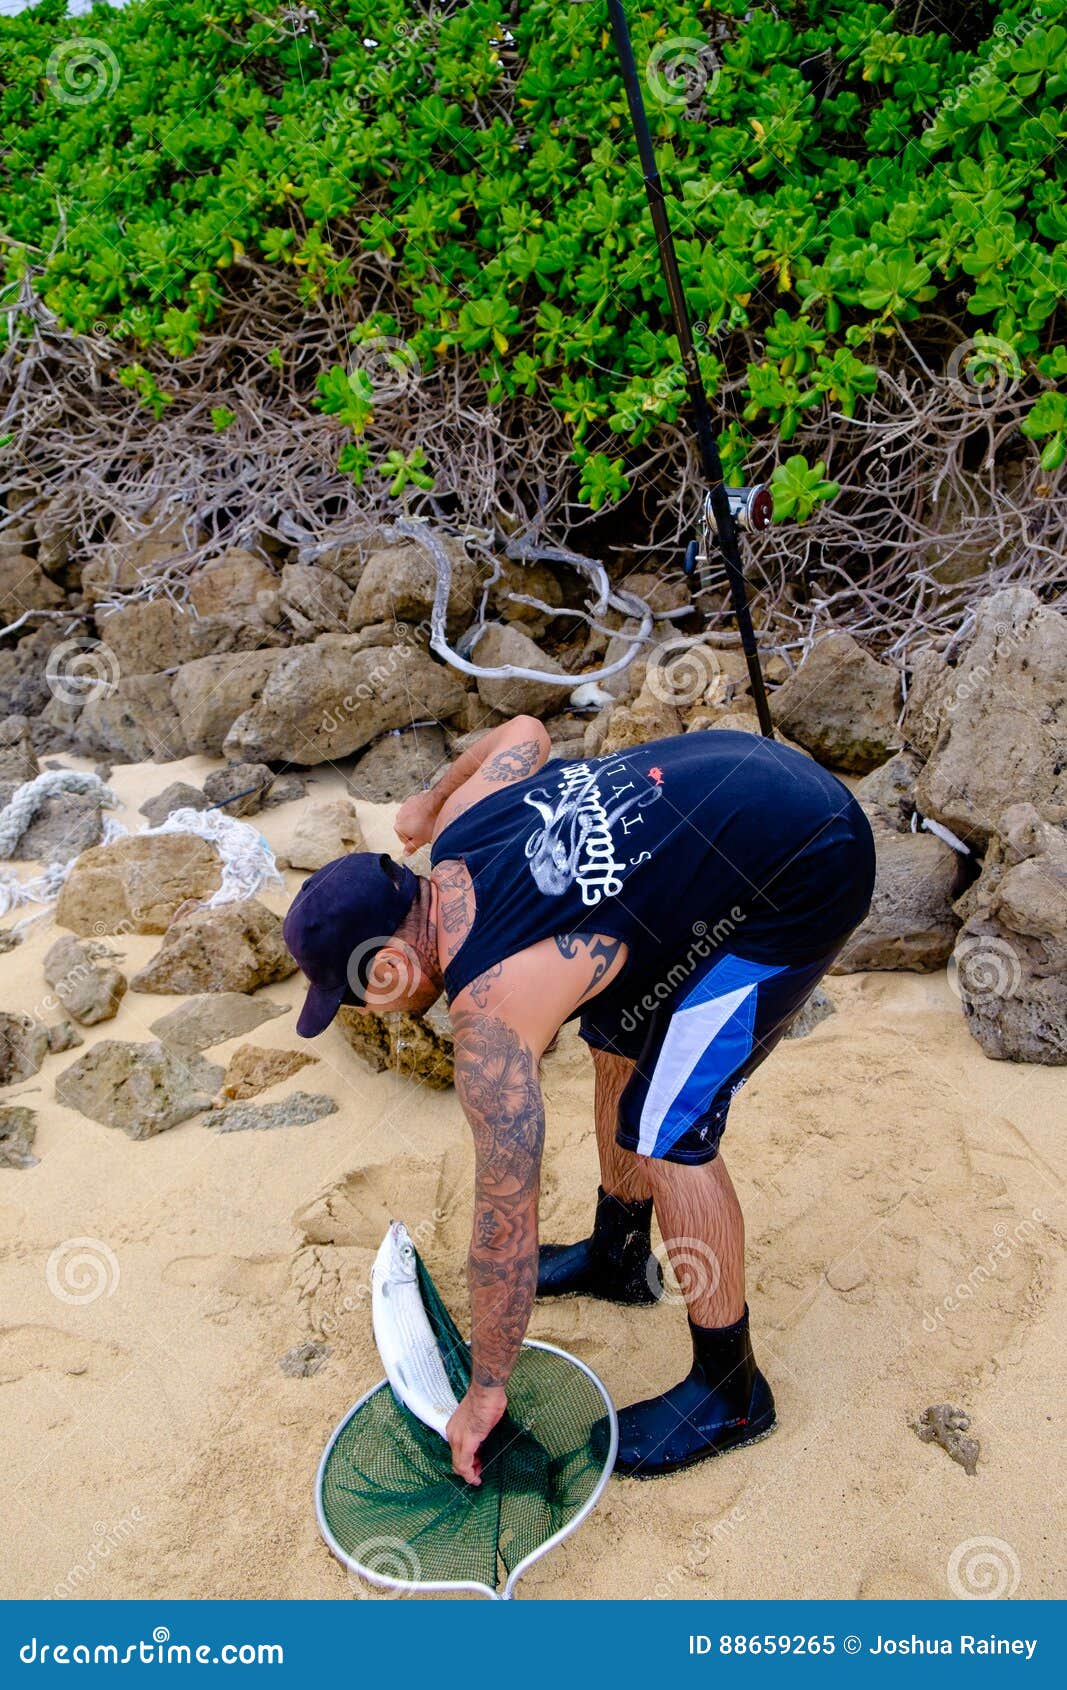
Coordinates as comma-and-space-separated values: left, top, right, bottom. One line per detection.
592, 1049, 649, 1202
643, 1154, 746, 1326
613, 1150, 775, 1476
536, 1048, 659, 1304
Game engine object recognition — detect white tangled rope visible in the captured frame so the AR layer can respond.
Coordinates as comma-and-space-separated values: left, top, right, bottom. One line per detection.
147, 807, 284, 906
0, 771, 122, 918
0, 773, 282, 921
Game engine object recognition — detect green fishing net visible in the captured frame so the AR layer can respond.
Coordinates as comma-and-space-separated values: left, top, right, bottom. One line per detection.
316, 1251, 617, 1598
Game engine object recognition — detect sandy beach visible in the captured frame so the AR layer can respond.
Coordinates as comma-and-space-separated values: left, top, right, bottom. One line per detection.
1, 751, 1063, 1603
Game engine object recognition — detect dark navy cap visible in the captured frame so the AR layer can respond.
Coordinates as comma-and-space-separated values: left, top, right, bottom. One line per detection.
282, 853, 420, 1037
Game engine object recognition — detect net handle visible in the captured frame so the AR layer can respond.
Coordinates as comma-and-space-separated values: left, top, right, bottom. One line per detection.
314, 1340, 619, 1602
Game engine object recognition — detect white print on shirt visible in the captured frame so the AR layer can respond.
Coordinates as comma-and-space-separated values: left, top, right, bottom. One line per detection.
522, 758, 663, 906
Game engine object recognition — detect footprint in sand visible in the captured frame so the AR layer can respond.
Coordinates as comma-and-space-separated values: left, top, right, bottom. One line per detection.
292, 1146, 468, 1251
0, 1323, 127, 1385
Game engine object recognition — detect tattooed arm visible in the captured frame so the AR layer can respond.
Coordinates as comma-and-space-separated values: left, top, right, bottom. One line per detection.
395, 715, 550, 852
445, 996, 547, 1484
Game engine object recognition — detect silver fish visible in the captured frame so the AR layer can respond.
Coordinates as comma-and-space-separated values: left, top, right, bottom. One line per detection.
371, 1220, 459, 1439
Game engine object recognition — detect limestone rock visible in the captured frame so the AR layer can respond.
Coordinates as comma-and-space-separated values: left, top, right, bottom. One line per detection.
172, 649, 284, 756
131, 898, 297, 994
336, 997, 454, 1088
46, 1020, 83, 1054
56, 834, 223, 935
0, 716, 38, 784
348, 538, 479, 636
0, 625, 74, 719
223, 635, 465, 765
854, 749, 923, 832
486, 556, 566, 638
279, 563, 354, 634
0, 1013, 49, 1086
55, 1040, 222, 1138
0, 552, 66, 617
280, 798, 365, 872
150, 992, 289, 1053
473, 623, 569, 718
187, 551, 277, 618
75, 672, 189, 763
139, 782, 209, 827
904, 589, 1066, 850
347, 726, 448, 803
202, 761, 274, 818
951, 803, 1067, 1064
832, 821, 966, 972
261, 772, 307, 809
207, 1092, 338, 1133
43, 935, 127, 1025
770, 632, 901, 772
217, 1044, 318, 1101
0, 1105, 38, 1168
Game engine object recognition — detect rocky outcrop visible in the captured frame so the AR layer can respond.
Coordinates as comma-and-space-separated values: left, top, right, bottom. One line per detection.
81, 506, 202, 606
43, 936, 127, 1025
347, 725, 448, 803
279, 798, 365, 872
770, 632, 901, 772
951, 803, 1067, 1064
0, 1105, 38, 1169
0, 552, 66, 618
207, 1092, 338, 1132
187, 550, 277, 617
55, 834, 223, 935
0, 1012, 49, 1086
0, 625, 68, 719
904, 589, 1066, 849
75, 673, 189, 763
785, 986, 837, 1039
217, 1044, 318, 1101
473, 623, 568, 718
131, 898, 297, 994
0, 716, 38, 784
347, 538, 479, 636
279, 563, 354, 634
833, 821, 967, 972
222, 635, 465, 765
172, 649, 284, 756
149, 992, 289, 1052
55, 1040, 222, 1138
201, 761, 274, 817
854, 749, 923, 832
336, 998, 454, 1088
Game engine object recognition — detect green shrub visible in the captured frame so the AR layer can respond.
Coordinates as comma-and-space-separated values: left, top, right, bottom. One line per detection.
1, 0, 1064, 516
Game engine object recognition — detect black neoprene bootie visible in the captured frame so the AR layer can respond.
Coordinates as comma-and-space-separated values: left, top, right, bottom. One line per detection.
611, 1305, 776, 1477
537, 1186, 663, 1306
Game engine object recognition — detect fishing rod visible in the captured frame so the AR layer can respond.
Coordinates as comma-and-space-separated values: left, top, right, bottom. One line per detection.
605, 0, 774, 738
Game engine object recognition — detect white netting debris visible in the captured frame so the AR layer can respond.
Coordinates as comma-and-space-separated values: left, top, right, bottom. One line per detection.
146, 807, 284, 906
0, 772, 121, 918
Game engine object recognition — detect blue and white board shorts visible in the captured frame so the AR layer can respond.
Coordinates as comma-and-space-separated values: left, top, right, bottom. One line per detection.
579, 946, 842, 1165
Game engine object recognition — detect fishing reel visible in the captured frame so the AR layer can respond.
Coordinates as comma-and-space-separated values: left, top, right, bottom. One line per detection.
683, 484, 773, 587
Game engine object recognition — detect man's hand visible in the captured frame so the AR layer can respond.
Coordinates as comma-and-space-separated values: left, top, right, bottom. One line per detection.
395, 791, 438, 853
446, 1383, 507, 1486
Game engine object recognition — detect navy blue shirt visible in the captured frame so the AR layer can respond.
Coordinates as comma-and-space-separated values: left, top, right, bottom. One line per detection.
430, 731, 875, 1003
